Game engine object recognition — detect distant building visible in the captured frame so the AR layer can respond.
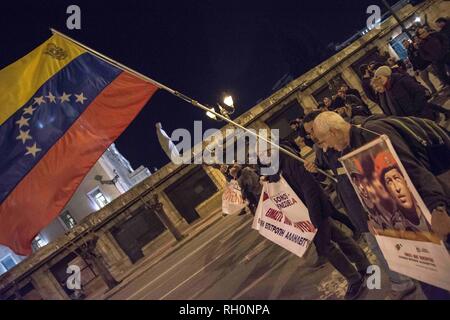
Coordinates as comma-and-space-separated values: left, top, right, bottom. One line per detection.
0, 143, 150, 276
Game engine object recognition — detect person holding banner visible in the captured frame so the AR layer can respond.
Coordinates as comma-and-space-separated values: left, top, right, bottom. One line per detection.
303, 111, 418, 299
303, 111, 369, 234
312, 111, 450, 299
264, 138, 371, 300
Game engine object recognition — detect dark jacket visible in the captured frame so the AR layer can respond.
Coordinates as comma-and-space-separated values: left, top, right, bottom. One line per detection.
236, 166, 262, 206
344, 94, 367, 108
418, 32, 449, 63
406, 45, 430, 71
440, 22, 450, 45
268, 144, 337, 228
314, 147, 369, 232
345, 88, 362, 100
344, 94, 372, 118
377, 73, 434, 119
345, 115, 450, 213
329, 96, 345, 110
350, 105, 372, 119
361, 76, 378, 104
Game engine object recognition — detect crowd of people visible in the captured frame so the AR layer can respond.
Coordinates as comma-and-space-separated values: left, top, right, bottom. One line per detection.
217, 17, 450, 300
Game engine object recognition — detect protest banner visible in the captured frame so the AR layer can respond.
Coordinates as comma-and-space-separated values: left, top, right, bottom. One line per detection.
222, 179, 247, 215
252, 177, 316, 258
340, 135, 450, 290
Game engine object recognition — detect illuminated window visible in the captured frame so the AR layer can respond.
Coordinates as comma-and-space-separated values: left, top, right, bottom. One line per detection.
1, 255, 17, 271
88, 187, 109, 209
31, 234, 47, 251
59, 210, 77, 230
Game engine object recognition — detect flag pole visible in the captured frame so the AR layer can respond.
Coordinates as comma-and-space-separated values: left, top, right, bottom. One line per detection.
50, 28, 336, 182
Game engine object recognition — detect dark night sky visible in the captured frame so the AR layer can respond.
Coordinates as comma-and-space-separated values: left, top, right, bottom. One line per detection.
0, 0, 397, 171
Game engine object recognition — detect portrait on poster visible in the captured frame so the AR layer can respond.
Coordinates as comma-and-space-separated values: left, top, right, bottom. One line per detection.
340, 136, 450, 291
341, 137, 438, 243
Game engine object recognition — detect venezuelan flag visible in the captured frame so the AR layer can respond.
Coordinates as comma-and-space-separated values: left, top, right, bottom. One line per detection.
0, 34, 158, 255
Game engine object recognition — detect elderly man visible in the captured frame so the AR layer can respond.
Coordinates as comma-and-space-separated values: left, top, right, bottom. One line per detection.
371, 66, 449, 120
312, 111, 450, 299
303, 111, 417, 299
265, 138, 371, 300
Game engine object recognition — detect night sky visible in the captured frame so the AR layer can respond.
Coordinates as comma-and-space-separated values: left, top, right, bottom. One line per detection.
0, 0, 397, 171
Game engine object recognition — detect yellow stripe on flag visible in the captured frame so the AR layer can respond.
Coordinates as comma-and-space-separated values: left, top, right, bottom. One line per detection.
0, 34, 86, 125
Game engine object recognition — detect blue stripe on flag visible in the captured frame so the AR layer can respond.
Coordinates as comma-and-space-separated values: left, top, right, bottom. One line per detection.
0, 53, 122, 203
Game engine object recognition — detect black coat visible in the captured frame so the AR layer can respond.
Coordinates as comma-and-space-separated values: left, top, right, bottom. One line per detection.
377, 73, 434, 119
440, 23, 450, 45
329, 96, 345, 110
346, 88, 362, 100
361, 76, 378, 104
406, 45, 430, 71
268, 144, 337, 228
314, 147, 369, 232
236, 167, 262, 206
346, 116, 450, 213
418, 32, 449, 63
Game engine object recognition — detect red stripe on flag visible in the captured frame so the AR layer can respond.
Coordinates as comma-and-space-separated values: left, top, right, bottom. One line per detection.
0, 72, 158, 255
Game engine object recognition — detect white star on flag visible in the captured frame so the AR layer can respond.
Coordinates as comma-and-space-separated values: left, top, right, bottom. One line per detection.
23, 105, 37, 116
16, 130, 32, 144
59, 92, 71, 103
46, 92, 57, 103
75, 93, 87, 104
33, 96, 46, 106
25, 143, 42, 158
16, 116, 30, 128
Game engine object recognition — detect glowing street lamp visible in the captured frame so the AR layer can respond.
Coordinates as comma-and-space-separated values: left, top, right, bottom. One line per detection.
205, 94, 236, 121
220, 94, 235, 117
223, 95, 234, 108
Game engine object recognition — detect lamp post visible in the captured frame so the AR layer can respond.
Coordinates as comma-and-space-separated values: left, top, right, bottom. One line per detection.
205, 95, 235, 121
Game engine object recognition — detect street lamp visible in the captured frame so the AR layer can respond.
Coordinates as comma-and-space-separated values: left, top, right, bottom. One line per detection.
223, 95, 234, 108
205, 94, 236, 121
221, 95, 235, 115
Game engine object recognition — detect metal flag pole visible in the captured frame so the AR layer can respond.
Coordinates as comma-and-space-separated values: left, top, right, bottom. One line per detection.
50, 28, 336, 182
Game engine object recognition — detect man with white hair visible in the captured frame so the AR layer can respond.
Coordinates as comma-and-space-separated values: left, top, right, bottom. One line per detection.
372, 65, 449, 121
313, 111, 450, 299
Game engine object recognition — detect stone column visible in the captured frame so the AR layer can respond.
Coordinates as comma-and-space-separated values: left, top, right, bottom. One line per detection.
31, 268, 69, 300
78, 236, 119, 290
143, 194, 185, 242
298, 94, 318, 113
158, 191, 186, 226
341, 67, 380, 111
203, 164, 226, 190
